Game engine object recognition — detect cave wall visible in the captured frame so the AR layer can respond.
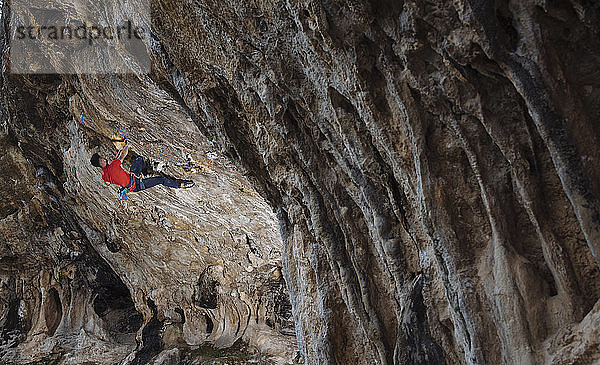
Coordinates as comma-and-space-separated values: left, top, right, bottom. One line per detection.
0, 2, 299, 363
0, 72, 300, 363
1, 0, 600, 364
0, 75, 143, 364
148, 0, 600, 363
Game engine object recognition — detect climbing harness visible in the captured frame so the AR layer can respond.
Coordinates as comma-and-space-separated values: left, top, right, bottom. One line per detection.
118, 173, 139, 201
124, 173, 136, 191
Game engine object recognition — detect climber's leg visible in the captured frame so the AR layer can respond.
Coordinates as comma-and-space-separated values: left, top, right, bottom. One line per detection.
132, 176, 181, 192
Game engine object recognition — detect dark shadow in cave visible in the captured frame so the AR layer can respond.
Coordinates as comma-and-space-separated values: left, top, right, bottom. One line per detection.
92, 265, 143, 335
132, 298, 163, 365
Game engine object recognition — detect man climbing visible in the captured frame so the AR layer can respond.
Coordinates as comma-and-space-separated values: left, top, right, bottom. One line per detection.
90, 144, 194, 199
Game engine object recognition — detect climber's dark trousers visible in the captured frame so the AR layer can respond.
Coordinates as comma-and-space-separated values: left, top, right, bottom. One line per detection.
129, 156, 146, 176
129, 157, 181, 192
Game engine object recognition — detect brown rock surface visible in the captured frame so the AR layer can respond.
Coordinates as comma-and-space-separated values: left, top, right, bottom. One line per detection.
1, 0, 600, 364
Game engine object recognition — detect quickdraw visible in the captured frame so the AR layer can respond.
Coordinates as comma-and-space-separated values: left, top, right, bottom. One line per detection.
119, 187, 128, 201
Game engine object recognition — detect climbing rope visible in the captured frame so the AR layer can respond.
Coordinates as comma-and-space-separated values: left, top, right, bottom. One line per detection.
115, 124, 128, 144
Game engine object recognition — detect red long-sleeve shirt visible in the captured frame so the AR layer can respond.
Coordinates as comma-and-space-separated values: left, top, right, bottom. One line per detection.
101, 159, 135, 190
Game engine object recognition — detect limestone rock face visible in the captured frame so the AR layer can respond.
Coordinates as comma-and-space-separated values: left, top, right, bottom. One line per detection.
2, 0, 600, 364
0, 19, 298, 365
0, 71, 299, 362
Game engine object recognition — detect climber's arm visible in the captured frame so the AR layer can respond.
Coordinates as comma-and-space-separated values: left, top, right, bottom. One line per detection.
115, 144, 129, 162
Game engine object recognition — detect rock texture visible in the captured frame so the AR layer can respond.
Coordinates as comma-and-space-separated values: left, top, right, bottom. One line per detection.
0, 70, 300, 362
2, 0, 600, 364
0, 12, 299, 364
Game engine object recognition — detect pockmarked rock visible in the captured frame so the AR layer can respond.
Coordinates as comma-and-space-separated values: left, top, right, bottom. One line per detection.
1, 0, 600, 364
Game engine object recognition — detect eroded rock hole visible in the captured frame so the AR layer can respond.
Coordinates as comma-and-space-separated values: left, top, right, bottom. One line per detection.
1, 281, 23, 348
44, 288, 62, 336
259, 273, 295, 335
133, 299, 163, 365
204, 313, 214, 334
175, 307, 185, 324
193, 267, 220, 309
92, 273, 142, 334
104, 235, 121, 253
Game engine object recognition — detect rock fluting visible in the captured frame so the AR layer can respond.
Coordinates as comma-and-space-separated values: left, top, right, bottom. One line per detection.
1, 0, 600, 364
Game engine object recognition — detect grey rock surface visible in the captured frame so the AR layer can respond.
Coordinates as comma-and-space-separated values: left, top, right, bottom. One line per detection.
1, 0, 600, 364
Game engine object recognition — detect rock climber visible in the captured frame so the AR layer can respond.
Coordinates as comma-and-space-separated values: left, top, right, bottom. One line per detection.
90, 144, 194, 199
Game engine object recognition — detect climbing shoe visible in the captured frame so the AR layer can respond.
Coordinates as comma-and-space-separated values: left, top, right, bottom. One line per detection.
180, 180, 195, 189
